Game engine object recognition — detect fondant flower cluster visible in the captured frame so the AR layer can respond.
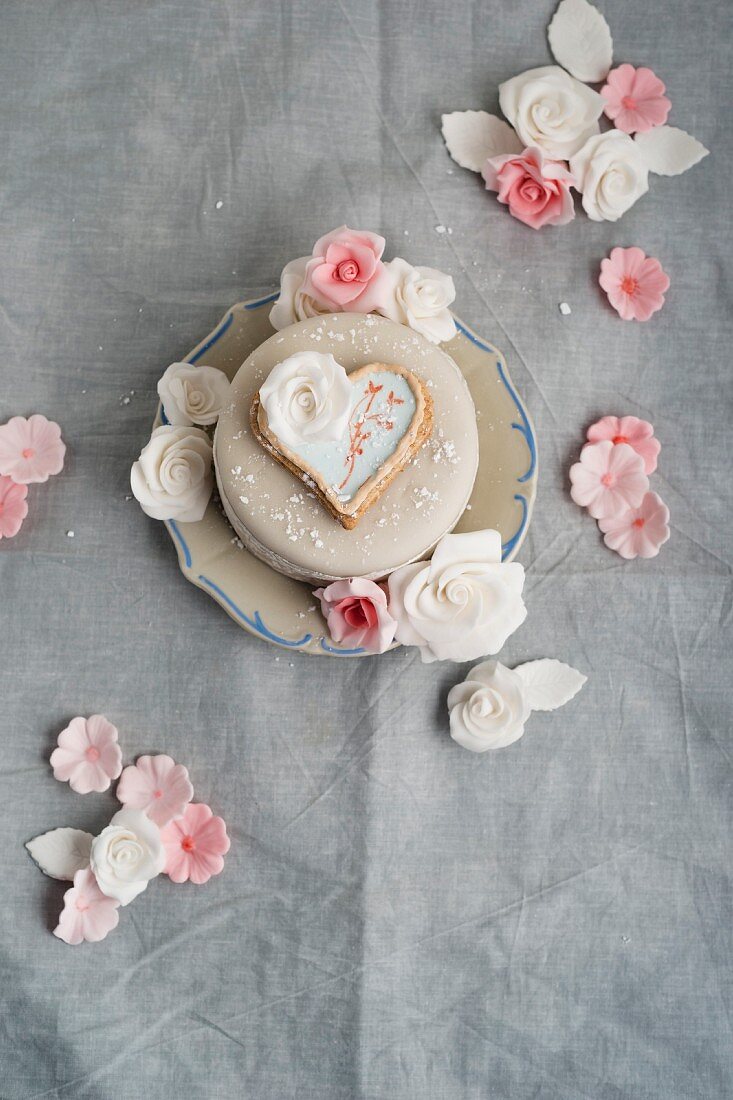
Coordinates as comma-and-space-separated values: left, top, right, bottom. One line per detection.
442, 0, 708, 229
313, 529, 587, 753
314, 529, 526, 662
27, 715, 230, 945
448, 658, 586, 752
270, 226, 457, 345
0, 415, 65, 540
569, 416, 670, 558
131, 361, 231, 523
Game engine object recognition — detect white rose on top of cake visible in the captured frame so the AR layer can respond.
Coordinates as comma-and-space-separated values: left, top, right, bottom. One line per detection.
131, 225, 530, 662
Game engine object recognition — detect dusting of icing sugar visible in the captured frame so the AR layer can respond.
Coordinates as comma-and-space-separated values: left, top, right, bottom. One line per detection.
412, 486, 440, 513
427, 432, 460, 465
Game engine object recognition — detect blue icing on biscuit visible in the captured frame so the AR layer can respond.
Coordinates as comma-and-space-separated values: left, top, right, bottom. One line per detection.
287, 371, 417, 501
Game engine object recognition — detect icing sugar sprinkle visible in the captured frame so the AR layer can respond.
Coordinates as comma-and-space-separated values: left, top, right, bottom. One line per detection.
427, 432, 459, 465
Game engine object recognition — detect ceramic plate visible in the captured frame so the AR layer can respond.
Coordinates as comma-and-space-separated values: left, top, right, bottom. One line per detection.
155, 295, 537, 656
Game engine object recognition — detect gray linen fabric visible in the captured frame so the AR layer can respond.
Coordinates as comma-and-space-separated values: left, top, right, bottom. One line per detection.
1, 1, 731, 1097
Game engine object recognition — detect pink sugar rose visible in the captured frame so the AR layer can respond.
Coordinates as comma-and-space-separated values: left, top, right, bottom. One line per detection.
0, 475, 28, 539
50, 715, 123, 794
161, 802, 230, 884
599, 491, 670, 559
601, 64, 671, 135
569, 440, 649, 520
53, 867, 121, 945
599, 247, 670, 322
117, 754, 194, 827
314, 577, 398, 654
301, 226, 388, 309
482, 146, 575, 230
587, 415, 660, 475
0, 414, 65, 484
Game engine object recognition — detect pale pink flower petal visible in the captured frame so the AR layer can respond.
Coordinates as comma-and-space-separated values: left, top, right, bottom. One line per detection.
0, 476, 29, 539
50, 715, 122, 794
481, 146, 575, 230
160, 802, 230, 885
570, 440, 649, 519
599, 247, 670, 322
301, 227, 387, 310
601, 64, 671, 134
314, 578, 397, 654
598, 491, 670, 559
53, 868, 120, 945
117, 754, 194, 827
0, 415, 66, 484
587, 415, 661, 474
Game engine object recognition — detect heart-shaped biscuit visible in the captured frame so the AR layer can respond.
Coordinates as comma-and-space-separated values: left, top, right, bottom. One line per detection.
251, 363, 433, 529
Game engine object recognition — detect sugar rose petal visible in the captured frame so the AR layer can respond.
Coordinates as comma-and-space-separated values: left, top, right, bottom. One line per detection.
160, 803, 230, 885
117, 754, 194, 826
50, 715, 122, 795
0, 415, 65, 484
387, 529, 527, 663
0, 475, 29, 539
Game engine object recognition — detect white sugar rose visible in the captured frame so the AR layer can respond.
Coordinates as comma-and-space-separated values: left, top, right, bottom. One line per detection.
448, 660, 531, 752
377, 258, 457, 344
130, 425, 213, 522
157, 362, 230, 427
269, 257, 333, 330
570, 130, 649, 222
90, 809, 165, 906
499, 65, 603, 160
387, 529, 527, 663
259, 351, 352, 449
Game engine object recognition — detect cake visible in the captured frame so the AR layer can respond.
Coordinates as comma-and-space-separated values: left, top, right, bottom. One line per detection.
130, 224, 530, 657
214, 312, 479, 583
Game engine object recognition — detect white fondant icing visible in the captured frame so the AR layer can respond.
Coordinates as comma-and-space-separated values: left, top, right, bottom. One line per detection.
90, 809, 165, 907
259, 351, 352, 448
387, 529, 527, 663
214, 314, 479, 583
448, 658, 587, 752
157, 362, 231, 427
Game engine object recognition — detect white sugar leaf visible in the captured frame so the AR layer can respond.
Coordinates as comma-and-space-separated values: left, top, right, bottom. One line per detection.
441, 110, 523, 173
515, 660, 587, 712
548, 0, 613, 83
25, 828, 93, 881
634, 126, 709, 176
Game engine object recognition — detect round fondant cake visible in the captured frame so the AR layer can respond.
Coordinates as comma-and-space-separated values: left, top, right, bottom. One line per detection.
214, 313, 479, 582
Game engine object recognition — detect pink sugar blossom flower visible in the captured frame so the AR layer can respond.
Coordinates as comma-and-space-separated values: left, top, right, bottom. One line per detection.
482, 146, 575, 230
314, 577, 397, 654
301, 226, 388, 310
601, 64, 671, 134
53, 867, 121, 945
0, 475, 28, 539
0, 415, 65, 484
160, 802, 230, 885
587, 415, 661, 474
599, 491, 670, 559
50, 715, 123, 794
117, 754, 194, 827
569, 440, 649, 520
599, 247, 670, 322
